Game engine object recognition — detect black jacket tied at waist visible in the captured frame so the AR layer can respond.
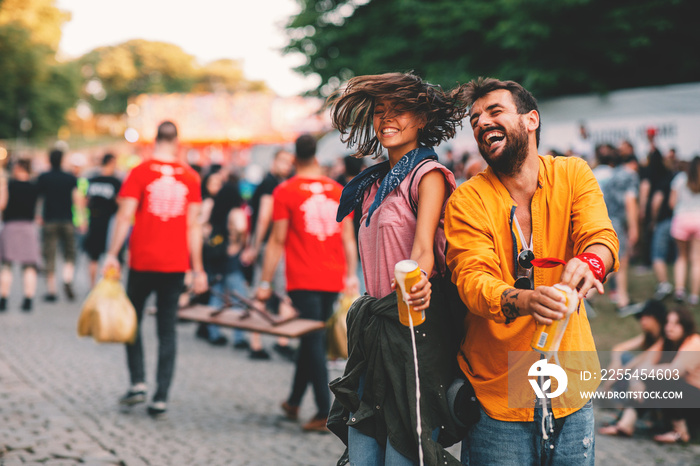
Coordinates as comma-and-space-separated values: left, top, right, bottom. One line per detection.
328, 278, 462, 466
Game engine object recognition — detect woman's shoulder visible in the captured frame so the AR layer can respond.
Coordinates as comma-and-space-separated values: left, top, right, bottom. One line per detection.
410, 159, 456, 190
680, 333, 700, 351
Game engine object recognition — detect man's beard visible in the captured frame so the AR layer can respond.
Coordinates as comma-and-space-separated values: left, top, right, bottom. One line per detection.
479, 121, 528, 177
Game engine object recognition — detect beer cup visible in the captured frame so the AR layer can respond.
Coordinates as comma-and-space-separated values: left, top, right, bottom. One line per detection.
394, 260, 426, 327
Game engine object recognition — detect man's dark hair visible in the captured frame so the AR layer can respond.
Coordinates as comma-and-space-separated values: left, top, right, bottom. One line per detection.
295, 134, 317, 161
13, 158, 31, 174
156, 121, 178, 143
102, 153, 115, 166
49, 149, 63, 169
464, 77, 541, 147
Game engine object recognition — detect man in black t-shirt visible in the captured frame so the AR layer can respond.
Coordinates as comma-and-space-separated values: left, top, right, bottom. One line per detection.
83, 153, 121, 287
240, 148, 295, 360
36, 149, 85, 302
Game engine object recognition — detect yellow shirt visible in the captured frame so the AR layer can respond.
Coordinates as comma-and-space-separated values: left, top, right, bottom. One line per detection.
445, 155, 619, 421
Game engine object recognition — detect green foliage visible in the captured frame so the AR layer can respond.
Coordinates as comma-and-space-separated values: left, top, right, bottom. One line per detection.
285, 0, 699, 97
0, 22, 80, 140
77, 41, 270, 114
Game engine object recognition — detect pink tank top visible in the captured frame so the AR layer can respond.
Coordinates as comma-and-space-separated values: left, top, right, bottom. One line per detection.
358, 160, 456, 298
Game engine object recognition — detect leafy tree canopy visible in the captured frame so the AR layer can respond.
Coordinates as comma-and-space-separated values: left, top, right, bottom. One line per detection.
285, 0, 698, 98
78, 41, 271, 114
0, 0, 69, 50
0, 20, 79, 140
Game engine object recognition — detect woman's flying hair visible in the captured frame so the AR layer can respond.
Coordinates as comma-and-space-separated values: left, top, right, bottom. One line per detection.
328, 72, 468, 158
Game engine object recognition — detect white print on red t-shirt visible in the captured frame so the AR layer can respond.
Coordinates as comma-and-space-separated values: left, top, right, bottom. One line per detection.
146, 165, 189, 221
299, 182, 341, 241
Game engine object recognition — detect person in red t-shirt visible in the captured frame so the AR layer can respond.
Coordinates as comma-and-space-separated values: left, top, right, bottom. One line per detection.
103, 121, 207, 418
255, 134, 358, 432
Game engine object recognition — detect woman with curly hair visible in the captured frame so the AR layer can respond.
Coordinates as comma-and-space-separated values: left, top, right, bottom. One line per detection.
329, 72, 469, 465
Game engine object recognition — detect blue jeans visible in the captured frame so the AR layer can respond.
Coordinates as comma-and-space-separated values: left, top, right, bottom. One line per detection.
347, 374, 440, 465
651, 218, 675, 263
460, 401, 595, 465
125, 270, 185, 402
208, 255, 249, 343
348, 427, 421, 465
287, 290, 337, 418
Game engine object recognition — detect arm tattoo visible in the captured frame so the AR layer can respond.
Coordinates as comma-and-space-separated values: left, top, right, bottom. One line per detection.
501, 289, 521, 324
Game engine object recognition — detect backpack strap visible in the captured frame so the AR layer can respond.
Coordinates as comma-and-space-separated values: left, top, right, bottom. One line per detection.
408, 158, 435, 217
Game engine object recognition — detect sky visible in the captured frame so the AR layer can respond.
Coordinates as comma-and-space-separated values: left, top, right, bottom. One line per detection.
55, 0, 320, 97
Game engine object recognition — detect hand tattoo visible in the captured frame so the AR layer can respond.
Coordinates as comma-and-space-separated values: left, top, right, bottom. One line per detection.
501, 288, 521, 324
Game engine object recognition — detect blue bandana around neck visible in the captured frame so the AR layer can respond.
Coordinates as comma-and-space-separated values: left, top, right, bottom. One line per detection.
336, 146, 437, 226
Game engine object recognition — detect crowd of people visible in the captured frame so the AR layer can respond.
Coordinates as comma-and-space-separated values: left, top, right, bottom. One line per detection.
1, 72, 700, 465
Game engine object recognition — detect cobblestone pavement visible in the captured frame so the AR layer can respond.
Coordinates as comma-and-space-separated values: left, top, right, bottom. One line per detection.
1, 266, 700, 465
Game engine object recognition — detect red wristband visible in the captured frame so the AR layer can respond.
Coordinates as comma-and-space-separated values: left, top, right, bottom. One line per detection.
576, 252, 606, 282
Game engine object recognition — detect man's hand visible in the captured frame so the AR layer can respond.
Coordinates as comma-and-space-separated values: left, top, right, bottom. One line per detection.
559, 257, 604, 299
501, 287, 566, 325
192, 271, 208, 295
255, 283, 272, 302
240, 245, 257, 266
344, 274, 360, 297
102, 254, 121, 277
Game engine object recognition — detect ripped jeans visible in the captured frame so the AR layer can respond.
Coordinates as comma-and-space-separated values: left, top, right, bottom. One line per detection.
460, 400, 594, 465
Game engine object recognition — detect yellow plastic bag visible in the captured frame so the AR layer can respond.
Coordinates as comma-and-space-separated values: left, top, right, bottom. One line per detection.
78, 271, 137, 344
327, 293, 358, 360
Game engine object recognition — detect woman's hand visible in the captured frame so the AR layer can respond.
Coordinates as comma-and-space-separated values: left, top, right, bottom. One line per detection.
391, 274, 432, 312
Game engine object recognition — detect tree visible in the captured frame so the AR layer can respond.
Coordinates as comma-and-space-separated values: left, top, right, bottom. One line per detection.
0, 0, 69, 50
78, 40, 199, 114
78, 41, 272, 114
0, 22, 80, 140
285, 0, 699, 98
194, 59, 269, 93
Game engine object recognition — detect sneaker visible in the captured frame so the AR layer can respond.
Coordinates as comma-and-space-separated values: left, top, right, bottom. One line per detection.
147, 401, 167, 418
689, 295, 699, 306
653, 282, 674, 301
43, 293, 57, 303
0, 297, 6, 312
233, 340, 250, 350
674, 289, 687, 303
249, 349, 271, 360
273, 343, 296, 361
281, 401, 299, 421
21, 297, 32, 312
617, 302, 645, 318
119, 384, 147, 406
302, 416, 329, 433
64, 283, 75, 301
209, 335, 228, 346
195, 322, 210, 340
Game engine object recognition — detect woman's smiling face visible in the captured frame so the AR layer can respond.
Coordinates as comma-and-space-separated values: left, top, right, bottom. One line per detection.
373, 99, 423, 160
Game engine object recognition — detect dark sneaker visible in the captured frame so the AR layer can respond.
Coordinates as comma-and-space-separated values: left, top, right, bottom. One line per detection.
119, 386, 147, 406
233, 340, 250, 350
43, 293, 57, 303
209, 335, 228, 346
21, 297, 32, 312
273, 343, 296, 361
147, 401, 167, 418
64, 283, 75, 301
195, 322, 210, 340
0, 297, 7, 312
249, 349, 271, 360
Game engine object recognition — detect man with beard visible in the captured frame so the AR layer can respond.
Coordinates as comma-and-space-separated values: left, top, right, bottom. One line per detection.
444, 78, 619, 464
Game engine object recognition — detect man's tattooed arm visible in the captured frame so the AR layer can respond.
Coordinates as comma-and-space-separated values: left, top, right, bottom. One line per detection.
501, 288, 523, 324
